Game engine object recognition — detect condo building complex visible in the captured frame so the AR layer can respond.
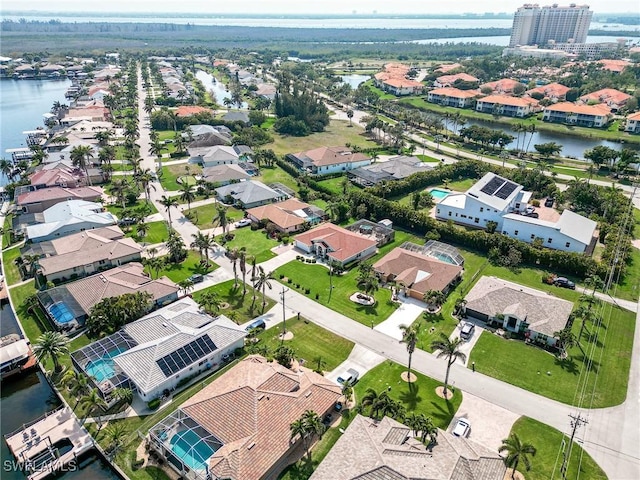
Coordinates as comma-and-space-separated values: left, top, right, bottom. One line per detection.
509, 3, 593, 47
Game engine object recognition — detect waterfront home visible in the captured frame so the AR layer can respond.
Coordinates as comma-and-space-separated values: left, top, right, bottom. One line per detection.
311, 415, 506, 480
246, 198, 326, 233
348, 155, 433, 186
373, 247, 463, 300
148, 355, 341, 480
542, 102, 612, 127
464, 276, 574, 346
526, 82, 570, 101
39, 159, 104, 185
17, 186, 104, 214
60, 105, 111, 126
71, 297, 246, 403
579, 88, 632, 113
29, 167, 88, 189
475, 94, 539, 118
215, 180, 285, 209
38, 262, 179, 331
38, 229, 143, 283
287, 146, 371, 175
426, 87, 479, 108
479, 78, 525, 94
625, 112, 640, 134
175, 106, 212, 117
380, 77, 424, 96
433, 73, 479, 88
294, 223, 378, 267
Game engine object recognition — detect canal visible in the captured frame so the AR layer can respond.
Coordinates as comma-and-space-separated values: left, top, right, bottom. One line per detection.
195, 70, 248, 109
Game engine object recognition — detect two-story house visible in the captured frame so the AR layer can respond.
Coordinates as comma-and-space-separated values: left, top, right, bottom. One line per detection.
287, 146, 371, 175
543, 102, 612, 128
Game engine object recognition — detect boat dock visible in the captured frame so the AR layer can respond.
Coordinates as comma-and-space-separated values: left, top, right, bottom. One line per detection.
4, 407, 94, 480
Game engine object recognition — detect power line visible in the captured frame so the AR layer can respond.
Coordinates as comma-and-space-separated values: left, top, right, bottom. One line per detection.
560, 413, 589, 479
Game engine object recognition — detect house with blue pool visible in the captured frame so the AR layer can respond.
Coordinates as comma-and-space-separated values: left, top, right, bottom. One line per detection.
148, 355, 342, 480
71, 297, 246, 403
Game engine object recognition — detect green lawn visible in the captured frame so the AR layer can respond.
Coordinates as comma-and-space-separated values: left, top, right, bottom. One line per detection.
9, 280, 49, 342
469, 303, 635, 407
316, 176, 348, 195
2, 213, 16, 247
106, 200, 158, 218
509, 417, 607, 480
146, 250, 219, 283
615, 247, 640, 302
125, 221, 170, 245
257, 317, 354, 372
159, 164, 201, 191
3, 244, 23, 285
441, 178, 476, 192
193, 279, 276, 324
354, 360, 462, 429
255, 165, 300, 194
185, 203, 244, 230
221, 227, 279, 263
263, 119, 377, 157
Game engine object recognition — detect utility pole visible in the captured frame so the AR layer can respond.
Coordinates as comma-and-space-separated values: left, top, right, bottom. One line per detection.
280, 286, 288, 345
560, 413, 588, 479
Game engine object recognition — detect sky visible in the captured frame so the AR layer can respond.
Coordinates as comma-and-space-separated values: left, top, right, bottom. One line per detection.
1, 0, 638, 14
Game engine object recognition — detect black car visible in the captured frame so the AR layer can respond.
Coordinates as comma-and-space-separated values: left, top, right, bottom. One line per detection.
544, 197, 555, 207
554, 277, 575, 289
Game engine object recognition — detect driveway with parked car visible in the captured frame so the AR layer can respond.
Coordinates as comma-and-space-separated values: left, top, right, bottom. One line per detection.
447, 320, 484, 366
326, 344, 385, 386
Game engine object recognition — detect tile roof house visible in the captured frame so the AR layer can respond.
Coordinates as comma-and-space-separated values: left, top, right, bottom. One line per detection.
464, 276, 574, 345
287, 146, 371, 175
598, 59, 631, 73
60, 106, 111, 125
479, 78, 525, 94
38, 262, 179, 330
71, 297, 246, 402
255, 83, 277, 100
38, 229, 143, 282
201, 164, 251, 185
475, 94, 539, 118
148, 355, 341, 480
434, 73, 479, 88
176, 106, 213, 117
624, 111, 640, 134
310, 414, 506, 480
579, 88, 632, 112
24, 199, 116, 242
348, 155, 434, 186
543, 102, 612, 128
29, 167, 88, 189
295, 223, 378, 267
526, 82, 571, 101
215, 180, 286, 209
427, 87, 479, 108
17, 186, 103, 214
434, 62, 463, 73
373, 247, 463, 300
246, 198, 326, 233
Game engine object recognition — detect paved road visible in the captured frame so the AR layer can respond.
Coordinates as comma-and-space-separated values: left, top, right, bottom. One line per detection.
136, 67, 640, 479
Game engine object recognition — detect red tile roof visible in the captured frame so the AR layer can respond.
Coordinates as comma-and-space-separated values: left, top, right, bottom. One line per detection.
627, 112, 640, 121
247, 199, 314, 231
598, 59, 631, 73
544, 102, 611, 116
292, 146, 370, 168
182, 355, 341, 480
435, 73, 479, 86
480, 78, 524, 93
526, 82, 570, 98
17, 186, 103, 206
435, 63, 462, 73
383, 78, 423, 89
295, 223, 377, 262
477, 94, 538, 108
175, 106, 213, 117
429, 87, 480, 99
580, 88, 632, 106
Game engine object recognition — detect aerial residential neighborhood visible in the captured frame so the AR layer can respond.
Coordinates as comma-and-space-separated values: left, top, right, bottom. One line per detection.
0, 3, 639, 480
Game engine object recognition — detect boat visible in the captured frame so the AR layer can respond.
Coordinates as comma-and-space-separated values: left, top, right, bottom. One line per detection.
0, 334, 37, 381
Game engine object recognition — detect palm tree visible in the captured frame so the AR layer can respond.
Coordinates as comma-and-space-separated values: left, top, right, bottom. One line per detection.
198, 291, 222, 316
178, 279, 195, 297
135, 169, 156, 203
357, 272, 379, 300
79, 388, 107, 425
361, 388, 384, 417
249, 255, 258, 307
33, 331, 69, 373
228, 247, 240, 287
61, 369, 89, 410
111, 387, 134, 406
143, 256, 165, 279
70, 145, 94, 185
290, 419, 310, 459
554, 327, 579, 357
423, 290, 446, 310
252, 266, 274, 313
499, 433, 537, 479
136, 221, 149, 240
238, 248, 248, 298
159, 195, 179, 226
109, 178, 129, 209
212, 204, 229, 237
430, 333, 466, 398
0, 158, 13, 181
104, 421, 130, 461
179, 182, 196, 211
302, 410, 325, 451
400, 323, 420, 382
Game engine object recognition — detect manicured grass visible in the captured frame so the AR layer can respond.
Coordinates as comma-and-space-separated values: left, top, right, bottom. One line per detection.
2, 213, 16, 247
221, 226, 279, 263
315, 176, 349, 195
2, 244, 23, 285
509, 417, 607, 480
126, 221, 170, 245
106, 200, 158, 217
9, 280, 49, 342
441, 178, 476, 191
185, 203, 244, 230
263, 119, 377, 156
354, 360, 463, 429
274, 260, 398, 327
257, 317, 354, 372
159, 164, 201, 191
615, 247, 640, 302
255, 165, 300, 193
146, 250, 218, 283
469, 303, 635, 407
193, 279, 276, 324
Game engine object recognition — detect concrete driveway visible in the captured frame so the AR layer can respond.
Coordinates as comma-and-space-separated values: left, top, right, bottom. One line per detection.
374, 296, 425, 340
448, 391, 520, 452
448, 319, 485, 367
326, 344, 386, 385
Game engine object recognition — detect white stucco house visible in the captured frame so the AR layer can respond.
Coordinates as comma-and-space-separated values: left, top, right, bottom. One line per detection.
287, 146, 371, 176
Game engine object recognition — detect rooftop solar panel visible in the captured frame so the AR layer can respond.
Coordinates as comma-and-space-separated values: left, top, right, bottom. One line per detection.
495, 181, 517, 199
156, 335, 217, 377
479, 176, 505, 196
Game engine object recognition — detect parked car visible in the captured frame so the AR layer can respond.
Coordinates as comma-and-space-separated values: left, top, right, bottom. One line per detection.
544, 197, 555, 207
322, 414, 333, 426
188, 273, 204, 284
337, 368, 359, 386
554, 277, 575, 289
453, 418, 470, 437
245, 318, 266, 332
234, 218, 252, 228
460, 322, 475, 340
118, 217, 136, 226
526, 212, 539, 218
525, 206, 536, 215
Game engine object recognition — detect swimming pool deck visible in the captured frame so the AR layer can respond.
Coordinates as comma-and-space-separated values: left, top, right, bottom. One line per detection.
4, 407, 94, 480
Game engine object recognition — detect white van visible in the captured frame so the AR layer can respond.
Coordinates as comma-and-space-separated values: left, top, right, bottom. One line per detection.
337, 368, 359, 386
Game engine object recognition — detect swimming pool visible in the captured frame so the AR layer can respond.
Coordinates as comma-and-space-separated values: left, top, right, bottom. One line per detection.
170, 429, 215, 471
48, 302, 75, 324
428, 188, 450, 200
85, 357, 116, 383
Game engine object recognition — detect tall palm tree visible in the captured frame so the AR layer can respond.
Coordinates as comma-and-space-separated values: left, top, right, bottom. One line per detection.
430, 333, 466, 398
400, 323, 420, 382
0, 158, 13, 181
238, 248, 248, 298
103, 421, 130, 461
252, 266, 274, 313
136, 221, 149, 240
554, 327, 579, 357
79, 388, 107, 425
159, 195, 179, 226
180, 182, 196, 211
190, 231, 208, 264
135, 169, 156, 203
109, 178, 129, 209
249, 255, 258, 307
499, 433, 537, 479
289, 419, 310, 459
33, 331, 69, 373
62, 369, 89, 410
228, 247, 240, 288
198, 291, 222, 316
70, 145, 94, 185
423, 290, 446, 310
212, 204, 229, 237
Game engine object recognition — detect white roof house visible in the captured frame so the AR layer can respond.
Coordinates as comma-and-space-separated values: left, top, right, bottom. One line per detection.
215, 180, 286, 209
188, 145, 240, 167
25, 200, 117, 243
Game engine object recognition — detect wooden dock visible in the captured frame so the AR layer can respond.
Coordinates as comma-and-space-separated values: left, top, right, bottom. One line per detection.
4, 407, 94, 480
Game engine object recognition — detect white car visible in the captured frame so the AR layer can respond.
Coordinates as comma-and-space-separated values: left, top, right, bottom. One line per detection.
453, 418, 470, 437
460, 322, 475, 340
234, 218, 252, 228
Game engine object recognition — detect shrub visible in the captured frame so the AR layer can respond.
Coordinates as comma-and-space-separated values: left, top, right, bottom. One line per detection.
288, 278, 292, 284
147, 398, 161, 410
296, 284, 300, 289
531, 199, 540, 207
279, 274, 285, 279
305, 288, 311, 294
311, 259, 316, 263
315, 293, 320, 300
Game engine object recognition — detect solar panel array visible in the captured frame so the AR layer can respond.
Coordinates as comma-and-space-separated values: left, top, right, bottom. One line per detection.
479, 175, 518, 200
479, 176, 505, 196
156, 335, 217, 377
495, 181, 518, 199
